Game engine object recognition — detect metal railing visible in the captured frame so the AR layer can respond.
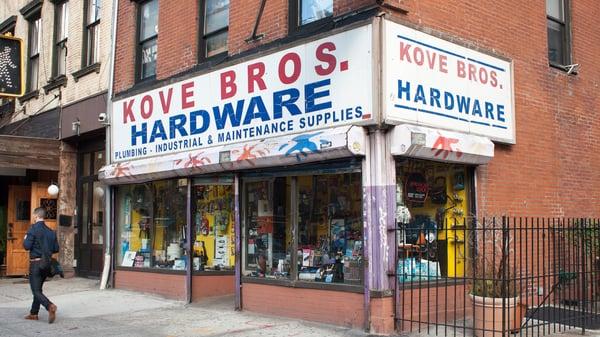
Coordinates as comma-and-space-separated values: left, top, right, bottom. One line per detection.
395, 217, 600, 337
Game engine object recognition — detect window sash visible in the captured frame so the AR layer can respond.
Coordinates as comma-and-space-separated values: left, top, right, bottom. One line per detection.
86, 22, 100, 66
139, 0, 158, 41
204, 0, 229, 35
299, 0, 333, 26
139, 37, 157, 79
201, 0, 229, 59
27, 17, 41, 91
88, 0, 101, 23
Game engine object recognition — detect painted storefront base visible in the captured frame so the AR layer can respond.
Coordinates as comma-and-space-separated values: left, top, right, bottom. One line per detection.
114, 270, 234, 301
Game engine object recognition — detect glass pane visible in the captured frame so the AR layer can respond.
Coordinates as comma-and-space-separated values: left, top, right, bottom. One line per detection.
57, 2, 69, 40
28, 57, 39, 91
205, 31, 227, 57
86, 24, 99, 65
297, 173, 363, 284
244, 178, 292, 279
546, 0, 564, 20
205, 0, 229, 34
93, 151, 104, 174
139, 0, 158, 41
30, 19, 40, 55
115, 180, 188, 269
89, 0, 101, 22
91, 181, 105, 245
57, 43, 67, 75
82, 153, 91, 176
81, 182, 89, 244
140, 38, 157, 79
192, 184, 234, 271
547, 20, 565, 64
300, 0, 333, 26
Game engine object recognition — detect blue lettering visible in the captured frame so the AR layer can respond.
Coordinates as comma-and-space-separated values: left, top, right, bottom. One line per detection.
355, 106, 363, 118
190, 109, 210, 135
429, 88, 441, 108
149, 120, 167, 143
169, 114, 188, 139
243, 96, 270, 125
131, 123, 147, 146
273, 88, 301, 118
444, 91, 454, 110
305, 79, 332, 113
414, 85, 426, 104
472, 99, 483, 117
457, 96, 471, 114
497, 104, 505, 122
485, 102, 495, 120
397, 80, 410, 101
213, 100, 245, 129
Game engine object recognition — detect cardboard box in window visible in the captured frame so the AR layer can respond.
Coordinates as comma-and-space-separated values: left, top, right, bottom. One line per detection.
257, 216, 273, 234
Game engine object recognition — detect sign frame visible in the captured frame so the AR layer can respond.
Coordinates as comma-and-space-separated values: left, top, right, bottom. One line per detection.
0, 34, 25, 98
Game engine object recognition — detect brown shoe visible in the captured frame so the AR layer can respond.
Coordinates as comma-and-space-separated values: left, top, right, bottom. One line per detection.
24, 314, 39, 320
48, 304, 57, 324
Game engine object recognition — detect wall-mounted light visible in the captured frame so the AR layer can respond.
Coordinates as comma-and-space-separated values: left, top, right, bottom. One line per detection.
94, 185, 105, 198
48, 183, 60, 197
72, 119, 81, 136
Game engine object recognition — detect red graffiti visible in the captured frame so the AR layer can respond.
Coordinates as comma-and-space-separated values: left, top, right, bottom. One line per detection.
432, 135, 463, 159
113, 162, 133, 178
175, 152, 211, 168
232, 145, 269, 162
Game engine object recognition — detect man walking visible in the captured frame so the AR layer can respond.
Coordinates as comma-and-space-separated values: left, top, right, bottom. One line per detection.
23, 207, 59, 323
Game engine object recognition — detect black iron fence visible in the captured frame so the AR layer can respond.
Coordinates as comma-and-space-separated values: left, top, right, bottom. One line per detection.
395, 217, 600, 337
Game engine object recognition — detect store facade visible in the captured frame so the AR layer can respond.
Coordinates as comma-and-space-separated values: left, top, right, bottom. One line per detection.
102, 17, 514, 333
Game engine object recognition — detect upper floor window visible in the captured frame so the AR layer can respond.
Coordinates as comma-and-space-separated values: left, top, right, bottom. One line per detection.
137, 0, 158, 81
546, 0, 570, 66
200, 0, 229, 59
84, 0, 101, 67
27, 15, 42, 92
53, 1, 69, 77
289, 0, 333, 34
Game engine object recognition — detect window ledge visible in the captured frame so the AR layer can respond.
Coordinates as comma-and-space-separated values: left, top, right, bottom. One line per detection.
549, 62, 578, 75
18, 89, 39, 103
43, 75, 67, 94
115, 266, 186, 275
241, 276, 364, 293
72, 63, 101, 82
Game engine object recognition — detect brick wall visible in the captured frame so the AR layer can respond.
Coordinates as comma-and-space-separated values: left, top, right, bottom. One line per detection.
191, 274, 235, 301
114, 270, 186, 300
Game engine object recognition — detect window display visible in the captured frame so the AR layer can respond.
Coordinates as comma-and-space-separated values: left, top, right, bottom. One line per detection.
115, 179, 188, 270
192, 180, 234, 271
243, 172, 363, 285
396, 160, 469, 282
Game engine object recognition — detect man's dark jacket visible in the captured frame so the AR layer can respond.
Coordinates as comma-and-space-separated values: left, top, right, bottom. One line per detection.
23, 221, 59, 259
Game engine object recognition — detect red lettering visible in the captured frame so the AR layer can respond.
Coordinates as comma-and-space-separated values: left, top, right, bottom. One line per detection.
457, 60, 466, 78
478, 67, 488, 84
399, 42, 412, 62
181, 82, 195, 109
468, 64, 477, 81
426, 50, 436, 69
413, 47, 424, 66
490, 70, 498, 87
439, 55, 448, 73
158, 88, 173, 114
315, 42, 337, 76
122, 99, 135, 124
247, 62, 266, 94
220, 70, 237, 99
140, 95, 153, 119
278, 52, 301, 85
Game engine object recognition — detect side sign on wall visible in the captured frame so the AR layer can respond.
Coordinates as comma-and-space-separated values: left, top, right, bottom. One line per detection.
0, 35, 24, 97
384, 20, 515, 144
111, 25, 373, 162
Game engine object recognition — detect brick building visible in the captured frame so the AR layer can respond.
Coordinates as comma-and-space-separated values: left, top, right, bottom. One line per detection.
0, 0, 114, 279
103, 0, 599, 335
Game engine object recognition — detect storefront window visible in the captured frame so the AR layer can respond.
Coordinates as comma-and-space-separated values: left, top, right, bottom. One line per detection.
192, 179, 235, 272
115, 179, 188, 270
243, 172, 363, 285
396, 160, 470, 282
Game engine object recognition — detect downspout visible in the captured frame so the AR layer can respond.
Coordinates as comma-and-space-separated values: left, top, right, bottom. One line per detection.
100, 0, 119, 290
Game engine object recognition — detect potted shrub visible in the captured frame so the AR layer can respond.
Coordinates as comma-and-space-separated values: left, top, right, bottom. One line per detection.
469, 220, 524, 337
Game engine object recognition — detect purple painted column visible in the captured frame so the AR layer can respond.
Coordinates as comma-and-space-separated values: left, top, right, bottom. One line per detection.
234, 174, 242, 310
362, 128, 397, 330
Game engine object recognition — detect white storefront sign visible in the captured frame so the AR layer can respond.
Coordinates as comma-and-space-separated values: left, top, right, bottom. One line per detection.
384, 20, 515, 144
111, 25, 373, 162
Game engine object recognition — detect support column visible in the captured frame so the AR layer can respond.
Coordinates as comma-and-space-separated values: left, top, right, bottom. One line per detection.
57, 141, 77, 278
362, 128, 397, 334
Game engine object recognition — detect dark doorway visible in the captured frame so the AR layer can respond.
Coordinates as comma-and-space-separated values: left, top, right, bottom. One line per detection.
76, 140, 105, 277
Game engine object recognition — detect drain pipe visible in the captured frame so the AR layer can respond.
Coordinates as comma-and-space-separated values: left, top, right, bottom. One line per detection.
100, 0, 119, 290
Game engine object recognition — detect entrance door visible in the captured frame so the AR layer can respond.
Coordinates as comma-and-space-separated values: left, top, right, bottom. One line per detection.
77, 150, 105, 277
30, 182, 58, 230
6, 185, 31, 276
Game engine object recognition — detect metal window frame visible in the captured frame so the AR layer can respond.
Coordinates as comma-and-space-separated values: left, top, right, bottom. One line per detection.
52, 0, 68, 78
198, 0, 229, 63
135, 0, 158, 82
288, 0, 334, 35
26, 14, 41, 93
82, 0, 101, 68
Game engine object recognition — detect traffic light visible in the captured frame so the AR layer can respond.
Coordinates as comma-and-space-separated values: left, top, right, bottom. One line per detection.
0, 35, 24, 97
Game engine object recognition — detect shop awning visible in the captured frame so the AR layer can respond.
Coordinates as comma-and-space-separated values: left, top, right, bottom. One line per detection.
0, 135, 60, 171
389, 124, 494, 165
99, 126, 367, 185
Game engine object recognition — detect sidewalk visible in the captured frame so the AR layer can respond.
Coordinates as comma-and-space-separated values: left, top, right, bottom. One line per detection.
0, 277, 596, 337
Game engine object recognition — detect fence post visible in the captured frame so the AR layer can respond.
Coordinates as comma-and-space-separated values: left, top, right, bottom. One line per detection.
580, 218, 586, 335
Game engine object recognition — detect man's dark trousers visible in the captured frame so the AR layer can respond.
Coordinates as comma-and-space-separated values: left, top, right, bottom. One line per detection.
29, 260, 51, 314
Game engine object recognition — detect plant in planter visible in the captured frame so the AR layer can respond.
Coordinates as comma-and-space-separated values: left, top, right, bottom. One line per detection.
468, 219, 525, 337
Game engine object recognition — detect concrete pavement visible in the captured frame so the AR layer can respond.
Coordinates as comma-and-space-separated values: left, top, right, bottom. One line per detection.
0, 277, 596, 337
